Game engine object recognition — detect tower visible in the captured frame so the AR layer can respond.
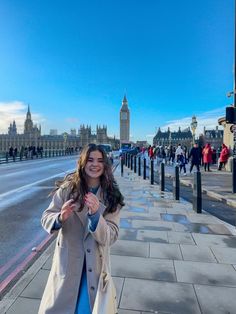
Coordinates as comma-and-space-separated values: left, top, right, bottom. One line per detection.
119, 95, 130, 143
24, 105, 33, 134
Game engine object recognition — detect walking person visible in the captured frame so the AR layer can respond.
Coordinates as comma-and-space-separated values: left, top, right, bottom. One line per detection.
38, 144, 124, 314
218, 143, 229, 170
178, 152, 187, 175
189, 143, 201, 173
202, 143, 213, 171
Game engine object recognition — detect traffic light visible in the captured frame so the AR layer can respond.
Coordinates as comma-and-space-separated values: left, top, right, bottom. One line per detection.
226, 106, 236, 124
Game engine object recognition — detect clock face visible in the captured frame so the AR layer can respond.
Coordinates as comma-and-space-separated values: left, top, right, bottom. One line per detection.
121, 112, 127, 120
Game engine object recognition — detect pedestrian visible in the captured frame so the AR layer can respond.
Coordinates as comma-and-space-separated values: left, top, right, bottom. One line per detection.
38, 144, 125, 314
175, 144, 183, 164
202, 143, 213, 171
178, 152, 187, 175
218, 143, 229, 170
189, 143, 201, 173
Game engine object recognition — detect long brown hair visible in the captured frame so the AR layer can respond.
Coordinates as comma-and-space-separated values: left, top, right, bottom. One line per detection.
53, 144, 124, 213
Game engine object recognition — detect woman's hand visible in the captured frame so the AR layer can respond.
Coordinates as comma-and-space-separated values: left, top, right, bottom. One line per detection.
84, 192, 100, 215
60, 199, 76, 222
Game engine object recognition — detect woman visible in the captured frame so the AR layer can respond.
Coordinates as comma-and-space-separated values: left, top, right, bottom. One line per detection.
38, 144, 124, 314
202, 143, 213, 172
218, 143, 229, 170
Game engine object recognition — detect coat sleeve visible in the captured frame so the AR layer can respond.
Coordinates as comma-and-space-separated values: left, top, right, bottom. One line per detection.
41, 188, 65, 234
89, 205, 121, 247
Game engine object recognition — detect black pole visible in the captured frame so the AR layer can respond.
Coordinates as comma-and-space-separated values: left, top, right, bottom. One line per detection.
160, 162, 165, 191
130, 155, 133, 170
134, 156, 137, 173
138, 156, 141, 176
150, 159, 154, 184
121, 156, 124, 176
193, 171, 202, 213
128, 154, 130, 168
143, 158, 146, 180
173, 165, 180, 200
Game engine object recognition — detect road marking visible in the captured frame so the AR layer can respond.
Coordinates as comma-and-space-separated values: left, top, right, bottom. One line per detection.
0, 168, 75, 199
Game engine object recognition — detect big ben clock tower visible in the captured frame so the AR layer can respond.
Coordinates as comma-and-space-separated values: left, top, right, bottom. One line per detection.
120, 95, 130, 143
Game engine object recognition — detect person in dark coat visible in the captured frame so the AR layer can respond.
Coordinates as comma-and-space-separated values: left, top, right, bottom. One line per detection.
189, 143, 201, 173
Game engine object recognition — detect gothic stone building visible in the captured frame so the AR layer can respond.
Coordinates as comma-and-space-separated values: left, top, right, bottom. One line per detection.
0, 106, 119, 153
153, 127, 192, 149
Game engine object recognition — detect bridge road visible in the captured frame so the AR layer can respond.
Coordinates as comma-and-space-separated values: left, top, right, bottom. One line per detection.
0, 155, 78, 293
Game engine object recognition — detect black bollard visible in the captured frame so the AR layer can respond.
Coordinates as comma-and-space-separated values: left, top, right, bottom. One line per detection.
173, 165, 180, 200
138, 156, 141, 176
160, 162, 165, 191
130, 155, 133, 170
127, 154, 130, 168
143, 158, 146, 180
134, 156, 137, 173
150, 159, 154, 185
121, 157, 124, 176
193, 171, 202, 213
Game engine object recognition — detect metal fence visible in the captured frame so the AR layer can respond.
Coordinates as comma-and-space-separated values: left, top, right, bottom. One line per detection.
0, 149, 78, 164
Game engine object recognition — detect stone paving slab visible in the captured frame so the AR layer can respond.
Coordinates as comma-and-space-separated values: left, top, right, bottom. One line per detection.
180, 244, 217, 262
150, 243, 182, 260
167, 231, 195, 245
194, 284, 236, 314
5, 298, 41, 314
210, 246, 236, 264
192, 233, 236, 248
120, 278, 201, 314
111, 255, 176, 282
111, 240, 150, 258
174, 260, 236, 286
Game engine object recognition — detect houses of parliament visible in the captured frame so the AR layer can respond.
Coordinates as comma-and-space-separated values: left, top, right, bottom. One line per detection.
0, 96, 131, 153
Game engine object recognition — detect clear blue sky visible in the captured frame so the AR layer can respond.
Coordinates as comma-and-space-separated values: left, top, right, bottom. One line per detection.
0, 0, 234, 142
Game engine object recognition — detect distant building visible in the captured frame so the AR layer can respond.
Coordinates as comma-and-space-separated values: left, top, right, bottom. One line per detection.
120, 95, 130, 144
201, 126, 223, 149
70, 129, 77, 136
153, 127, 192, 149
0, 106, 120, 152
50, 129, 58, 136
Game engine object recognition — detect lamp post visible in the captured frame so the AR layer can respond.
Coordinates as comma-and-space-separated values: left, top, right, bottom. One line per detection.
63, 133, 68, 154
191, 116, 198, 146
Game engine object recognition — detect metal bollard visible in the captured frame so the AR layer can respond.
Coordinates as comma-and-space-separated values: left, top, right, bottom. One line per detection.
127, 154, 130, 168
121, 157, 124, 176
143, 158, 146, 180
130, 155, 133, 170
134, 156, 137, 173
138, 156, 141, 176
150, 159, 154, 185
173, 165, 180, 200
193, 171, 202, 213
160, 162, 165, 191
125, 153, 128, 167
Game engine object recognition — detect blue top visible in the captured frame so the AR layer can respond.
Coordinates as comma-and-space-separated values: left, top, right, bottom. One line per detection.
52, 187, 101, 314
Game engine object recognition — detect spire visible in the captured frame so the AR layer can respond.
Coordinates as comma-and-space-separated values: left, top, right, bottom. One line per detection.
122, 94, 127, 104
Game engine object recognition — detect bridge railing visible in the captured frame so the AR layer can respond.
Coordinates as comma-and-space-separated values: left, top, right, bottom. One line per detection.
0, 149, 79, 164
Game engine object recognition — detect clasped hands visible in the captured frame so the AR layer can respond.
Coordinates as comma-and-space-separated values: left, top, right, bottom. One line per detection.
59, 192, 99, 222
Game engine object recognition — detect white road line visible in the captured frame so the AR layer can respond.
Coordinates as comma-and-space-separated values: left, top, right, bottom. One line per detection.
0, 168, 75, 200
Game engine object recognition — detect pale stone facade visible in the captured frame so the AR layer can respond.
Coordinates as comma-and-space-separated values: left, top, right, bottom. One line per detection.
120, 95, 130, 143
0, 106, 119, 153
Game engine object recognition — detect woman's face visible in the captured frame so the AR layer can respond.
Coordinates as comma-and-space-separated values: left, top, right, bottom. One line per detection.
84, 150, 104, 181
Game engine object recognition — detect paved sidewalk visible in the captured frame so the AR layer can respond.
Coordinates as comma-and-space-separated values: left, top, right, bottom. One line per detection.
1, 166, 236, 313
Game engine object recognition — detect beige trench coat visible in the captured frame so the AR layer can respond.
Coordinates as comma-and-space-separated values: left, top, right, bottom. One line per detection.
38, 186, 120, 314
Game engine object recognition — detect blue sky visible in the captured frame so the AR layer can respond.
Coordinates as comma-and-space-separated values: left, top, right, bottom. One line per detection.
0, 0, 234, 143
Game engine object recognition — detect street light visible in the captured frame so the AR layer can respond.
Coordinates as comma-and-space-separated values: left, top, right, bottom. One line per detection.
191, 116, 198, 145
63, 133, 68, 154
